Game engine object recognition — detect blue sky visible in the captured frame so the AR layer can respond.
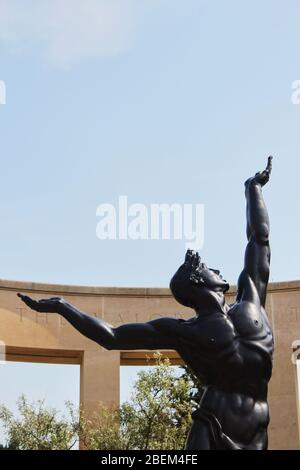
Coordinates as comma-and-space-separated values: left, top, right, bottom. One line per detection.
0, 0, 300, 440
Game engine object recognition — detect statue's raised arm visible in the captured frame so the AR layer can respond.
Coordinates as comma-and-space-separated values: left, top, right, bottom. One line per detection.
236, 157, 272, 307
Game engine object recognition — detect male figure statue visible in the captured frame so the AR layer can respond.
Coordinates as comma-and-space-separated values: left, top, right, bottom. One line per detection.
18, 158, 274, 450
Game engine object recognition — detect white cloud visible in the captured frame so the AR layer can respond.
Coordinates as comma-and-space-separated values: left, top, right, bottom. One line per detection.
0, 0, 140, 67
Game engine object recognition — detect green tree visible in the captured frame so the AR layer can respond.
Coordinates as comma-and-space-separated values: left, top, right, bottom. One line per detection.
79, 403, 127, 450
0, 395, 79, 450
0, 354, 204, 450
81, 353, 200, 450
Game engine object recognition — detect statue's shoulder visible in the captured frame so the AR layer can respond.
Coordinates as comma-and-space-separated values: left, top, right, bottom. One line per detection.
149, 316, 189, 332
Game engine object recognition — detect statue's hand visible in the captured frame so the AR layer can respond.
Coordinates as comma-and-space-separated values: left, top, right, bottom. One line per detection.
185, 249, 200, 267
245, 156, 273, 188
17, 293, 64, 313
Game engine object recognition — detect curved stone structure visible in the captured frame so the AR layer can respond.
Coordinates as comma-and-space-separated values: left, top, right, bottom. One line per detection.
0, 278, 299, 449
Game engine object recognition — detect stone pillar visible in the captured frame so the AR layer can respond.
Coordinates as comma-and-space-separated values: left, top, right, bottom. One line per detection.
293, 360, 300, 443
267, 290, 300, 449
80, 349, 121, 417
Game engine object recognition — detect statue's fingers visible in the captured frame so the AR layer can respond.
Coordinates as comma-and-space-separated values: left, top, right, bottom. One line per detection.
266, 156, 273, 173
18, 294, 37, 309
17, 293, 31, 304
191, 252, 199, 268
185, 249, 193, 263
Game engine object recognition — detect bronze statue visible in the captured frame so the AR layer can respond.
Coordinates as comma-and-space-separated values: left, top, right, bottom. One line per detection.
18, 157, 274, 450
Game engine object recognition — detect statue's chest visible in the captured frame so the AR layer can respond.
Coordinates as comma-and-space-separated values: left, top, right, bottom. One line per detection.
228, 302, 268, 339
177, 316, 240, 382
178, 315, 237, 354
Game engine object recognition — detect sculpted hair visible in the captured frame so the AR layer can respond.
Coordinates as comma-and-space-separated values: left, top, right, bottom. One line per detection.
170, 264, 197, 308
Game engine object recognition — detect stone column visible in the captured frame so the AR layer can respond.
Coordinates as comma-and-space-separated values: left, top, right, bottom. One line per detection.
80, 349, 121, 417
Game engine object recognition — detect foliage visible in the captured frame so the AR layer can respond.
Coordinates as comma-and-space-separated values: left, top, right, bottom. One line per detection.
0, 354, 204, 450
80, 353, 201, 450
0, 395, 79, 450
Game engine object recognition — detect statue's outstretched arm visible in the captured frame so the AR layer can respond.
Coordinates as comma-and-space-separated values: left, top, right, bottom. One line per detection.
17, 294, 179, 350
236, 157, 272, 307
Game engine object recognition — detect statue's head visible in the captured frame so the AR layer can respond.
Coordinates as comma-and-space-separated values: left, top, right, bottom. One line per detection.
170, 250, 229, 311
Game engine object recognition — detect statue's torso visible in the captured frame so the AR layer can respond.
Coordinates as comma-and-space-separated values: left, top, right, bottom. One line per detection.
176, 300, 274, 448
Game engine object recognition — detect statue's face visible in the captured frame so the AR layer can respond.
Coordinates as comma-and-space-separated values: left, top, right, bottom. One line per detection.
197, 264, 230, 293
169, 251, 230, 310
